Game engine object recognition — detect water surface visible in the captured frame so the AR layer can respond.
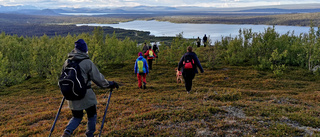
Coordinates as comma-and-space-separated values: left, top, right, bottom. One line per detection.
77, 20, 312, 42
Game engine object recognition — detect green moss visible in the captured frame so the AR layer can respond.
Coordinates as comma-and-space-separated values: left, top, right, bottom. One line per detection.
288, 113, 320, 128
261, 123, 305, 136
208, 107, 227, 114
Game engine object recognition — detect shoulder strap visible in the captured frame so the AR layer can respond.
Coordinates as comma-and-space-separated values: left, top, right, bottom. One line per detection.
68, 58, 91, 87
183, 54, 194, 64
68, 58, 89, 64
79, 58, 91, 87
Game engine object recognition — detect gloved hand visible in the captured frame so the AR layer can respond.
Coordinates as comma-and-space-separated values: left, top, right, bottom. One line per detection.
108, 81, 119, 89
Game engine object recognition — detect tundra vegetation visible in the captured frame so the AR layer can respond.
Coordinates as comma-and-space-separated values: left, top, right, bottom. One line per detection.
0, 23, 320, 136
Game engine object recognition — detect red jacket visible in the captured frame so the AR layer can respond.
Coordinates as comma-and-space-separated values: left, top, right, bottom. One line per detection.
144, 49, 157, 60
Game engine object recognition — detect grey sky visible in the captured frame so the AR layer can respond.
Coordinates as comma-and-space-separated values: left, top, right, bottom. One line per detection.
1, 0, 320, 8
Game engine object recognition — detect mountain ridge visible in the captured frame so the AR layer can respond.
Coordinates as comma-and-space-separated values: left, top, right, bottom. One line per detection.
0, 4, 320, 16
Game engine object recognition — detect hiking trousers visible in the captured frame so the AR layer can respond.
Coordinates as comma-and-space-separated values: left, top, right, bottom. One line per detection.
197, 42, 200, 47
64, 105, 97, 137
137, 73, 147, 88
148, 59, 153, 70
182, 69, 195, 92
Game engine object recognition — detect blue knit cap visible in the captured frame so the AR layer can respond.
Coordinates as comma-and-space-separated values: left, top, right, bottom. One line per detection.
75, 39, 88, 52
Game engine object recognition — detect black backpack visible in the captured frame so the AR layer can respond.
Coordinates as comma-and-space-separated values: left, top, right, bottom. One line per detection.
183, 55, 194, 69
58, 59, 88, 100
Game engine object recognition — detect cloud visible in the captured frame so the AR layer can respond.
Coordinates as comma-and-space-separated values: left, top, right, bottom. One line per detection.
0, 0, 320, 8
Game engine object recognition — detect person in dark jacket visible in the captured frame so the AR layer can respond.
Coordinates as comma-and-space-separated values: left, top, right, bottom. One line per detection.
142, 43, 149, 53
142, 43, 149, 58
152, 43, 159, 63
203, 34, 207, 47
178, 46, 204, 93
61, 39, 119, 137
196, 37, 201, 47
153, 43, 159, 57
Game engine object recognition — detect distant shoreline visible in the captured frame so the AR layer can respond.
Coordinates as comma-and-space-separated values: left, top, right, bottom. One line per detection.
76, 20, 312, 42
0, 12, 319, 42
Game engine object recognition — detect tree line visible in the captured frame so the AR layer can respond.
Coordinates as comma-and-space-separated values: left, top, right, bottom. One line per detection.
213, 24, 320, 76
0, 27, 139, 87
1, 24, 320, 87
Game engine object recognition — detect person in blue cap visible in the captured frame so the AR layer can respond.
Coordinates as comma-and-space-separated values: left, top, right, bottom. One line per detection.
134, 52, 149, 89
61, 39, 119, 137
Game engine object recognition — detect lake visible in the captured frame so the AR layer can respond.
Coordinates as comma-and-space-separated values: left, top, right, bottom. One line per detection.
77, 20, 313, 42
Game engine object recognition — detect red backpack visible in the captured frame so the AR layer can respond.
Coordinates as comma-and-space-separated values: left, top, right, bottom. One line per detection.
183, 55, 194, 69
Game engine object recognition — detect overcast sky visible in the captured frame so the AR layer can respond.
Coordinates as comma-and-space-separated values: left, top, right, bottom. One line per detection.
1, 0, 320, 9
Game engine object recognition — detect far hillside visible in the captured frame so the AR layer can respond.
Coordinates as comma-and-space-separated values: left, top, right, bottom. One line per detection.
1, 4, 320, 41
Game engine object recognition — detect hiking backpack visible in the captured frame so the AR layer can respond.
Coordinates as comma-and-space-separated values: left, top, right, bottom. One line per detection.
137, 60, 145, 73
183, 55, 194, 69
149, 50, 154, 57
58, 59, 88, 100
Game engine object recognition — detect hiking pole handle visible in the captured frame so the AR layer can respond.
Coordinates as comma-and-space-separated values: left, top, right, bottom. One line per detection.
49, 97, 65, 137
99, 88, 113, 137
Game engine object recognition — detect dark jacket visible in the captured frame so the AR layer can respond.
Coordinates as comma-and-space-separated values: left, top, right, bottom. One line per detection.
153, 45, 159, 52
142, 45, 149, 53
61, 48, 111, 110
178, 52, 204, 74
203, 35, 207, 42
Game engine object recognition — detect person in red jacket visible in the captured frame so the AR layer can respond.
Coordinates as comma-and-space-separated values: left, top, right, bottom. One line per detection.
144, 46, 157, 70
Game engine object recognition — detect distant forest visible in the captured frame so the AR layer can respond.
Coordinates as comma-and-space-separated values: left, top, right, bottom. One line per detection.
0, 13, 174, 43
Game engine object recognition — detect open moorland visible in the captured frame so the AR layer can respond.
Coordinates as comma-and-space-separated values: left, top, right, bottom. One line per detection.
0, 46, 319, 136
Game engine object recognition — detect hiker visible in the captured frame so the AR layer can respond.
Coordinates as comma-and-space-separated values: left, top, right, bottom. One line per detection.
144, 46, 157, 70
142, 43, 149, 58
203, 34, 207, 47
142, 43, 149, 54
178, 46, 204, 93
153, 43, 159, 63
153, 43, 159, 57
196, 37, 201, 47
134, 52, 149, 89
61, 39, 119, 137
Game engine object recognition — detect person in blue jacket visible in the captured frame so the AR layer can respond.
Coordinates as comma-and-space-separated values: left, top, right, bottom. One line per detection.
134, 52, 149, 89
178, 46, 204, 93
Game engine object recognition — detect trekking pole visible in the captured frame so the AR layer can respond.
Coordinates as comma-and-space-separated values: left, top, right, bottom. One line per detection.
99, 88, 113, 137
49, 97, 65, 137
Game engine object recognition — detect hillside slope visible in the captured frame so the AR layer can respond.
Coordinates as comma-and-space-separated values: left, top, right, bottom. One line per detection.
0, 47, 319, 136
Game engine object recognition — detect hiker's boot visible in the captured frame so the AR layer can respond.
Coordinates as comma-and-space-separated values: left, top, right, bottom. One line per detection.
143, 82, 146, 89
61, 133, 71, 137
